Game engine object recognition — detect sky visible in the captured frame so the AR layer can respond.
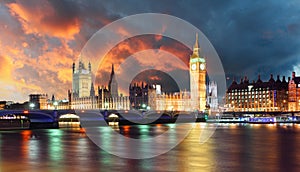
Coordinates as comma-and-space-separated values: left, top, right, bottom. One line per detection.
1, 0, 300, 102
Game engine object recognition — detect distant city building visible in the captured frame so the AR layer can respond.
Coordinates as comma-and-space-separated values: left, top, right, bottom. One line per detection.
69, 60, 130, 110
288, 71, 300, 111
0, 101, 6, 110
45, 95, 70, 110
225, 74, 289, 112
7, 102, 29, 110
0, 101, 14, 110
207, 81, 218, 113
29, 94, 48, 109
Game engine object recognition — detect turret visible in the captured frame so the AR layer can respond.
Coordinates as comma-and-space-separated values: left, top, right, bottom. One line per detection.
257, 74, 262, 83
89, 62, 91, 72
51, 94, 55, 102
72, 62, 75, 74
276, 75, 281, 83
292, 71, 296, 79
111, 64, 115, 75
244, 76, 249, 84
282, 76, 286, 83
90, 82, 95, 97
269, 74, 275, 83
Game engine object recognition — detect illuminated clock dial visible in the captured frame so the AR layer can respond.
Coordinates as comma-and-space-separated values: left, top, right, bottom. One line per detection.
191, 64, 196, 70
200, 63, 205, 70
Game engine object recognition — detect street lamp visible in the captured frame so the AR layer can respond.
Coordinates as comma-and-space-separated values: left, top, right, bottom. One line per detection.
53, 101, 58, 110
29, 103, 35, 109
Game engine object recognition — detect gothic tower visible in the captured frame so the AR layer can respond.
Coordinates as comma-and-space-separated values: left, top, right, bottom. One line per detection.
190, 33, 206, 111
108, 64, 118, 97
72, 59, 92, 98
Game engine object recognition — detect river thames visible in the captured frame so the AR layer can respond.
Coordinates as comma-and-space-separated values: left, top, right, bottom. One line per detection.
1, 123, 300, 172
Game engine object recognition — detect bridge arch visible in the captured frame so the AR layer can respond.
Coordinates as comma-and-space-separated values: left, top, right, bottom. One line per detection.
58, 113, 80, 128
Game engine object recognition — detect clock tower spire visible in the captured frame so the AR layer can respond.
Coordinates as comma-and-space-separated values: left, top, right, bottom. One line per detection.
193, 33, 200, 56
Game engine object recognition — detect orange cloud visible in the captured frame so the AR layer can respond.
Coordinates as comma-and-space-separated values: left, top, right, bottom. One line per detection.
7, 2, 80, 40
92, 34, 192, 96
0, 55, 13, 80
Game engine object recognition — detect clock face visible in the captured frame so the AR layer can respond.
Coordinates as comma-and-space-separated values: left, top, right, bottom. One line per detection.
191, 64, 196, 70
200, 63, 205, 70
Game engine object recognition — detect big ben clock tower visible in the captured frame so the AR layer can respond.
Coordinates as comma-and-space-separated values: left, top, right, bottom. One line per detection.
190, 33, 206, 111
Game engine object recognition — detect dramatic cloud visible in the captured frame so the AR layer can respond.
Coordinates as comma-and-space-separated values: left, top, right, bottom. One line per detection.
93, 35, 191, 90
7, 1, 80, 40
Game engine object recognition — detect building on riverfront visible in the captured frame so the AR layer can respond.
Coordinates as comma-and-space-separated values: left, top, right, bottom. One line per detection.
225, 74, 289, 112
68, 60, 130, 110
207, 81, 218, 113
130, 34, 211, 112
29, 94, 48, 110
288, 71, 300, 111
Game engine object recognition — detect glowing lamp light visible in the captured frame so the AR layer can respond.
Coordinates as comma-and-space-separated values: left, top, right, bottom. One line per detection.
29, 103, 35, 108
23, 110, 29, 114
53, 101, 58, 106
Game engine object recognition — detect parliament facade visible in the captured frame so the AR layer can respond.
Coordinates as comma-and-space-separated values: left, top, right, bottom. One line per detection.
67, 34, 215, 112
69, 61, 130, 110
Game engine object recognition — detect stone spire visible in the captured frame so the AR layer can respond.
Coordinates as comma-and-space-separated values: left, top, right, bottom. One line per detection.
111, 64, 115, 75
191, 33, 200, 58
72, 62, 75, 74
88, 61, 91, 72
108, 64, 118, 97
194, 33, 199, 49
90, 82, 95, 97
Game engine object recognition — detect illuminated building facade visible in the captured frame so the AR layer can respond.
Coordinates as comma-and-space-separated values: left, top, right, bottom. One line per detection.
69, 61, 130, 110
29, 94, 48, 109
148, 88, 192, 111
225, 74, 288, 112
288, 72, 300, 111
47, 95, 70, 110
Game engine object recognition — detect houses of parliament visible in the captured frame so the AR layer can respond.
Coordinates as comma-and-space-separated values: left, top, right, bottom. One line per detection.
67, 34, 217, 112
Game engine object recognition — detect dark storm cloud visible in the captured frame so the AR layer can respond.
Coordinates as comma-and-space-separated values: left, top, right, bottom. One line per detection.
74, 0, 300, 81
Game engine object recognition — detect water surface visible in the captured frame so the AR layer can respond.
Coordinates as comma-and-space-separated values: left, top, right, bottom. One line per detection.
1, 123, 300, 172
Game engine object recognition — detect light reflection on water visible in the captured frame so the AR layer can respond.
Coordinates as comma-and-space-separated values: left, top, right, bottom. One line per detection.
0, 123, 300, 171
